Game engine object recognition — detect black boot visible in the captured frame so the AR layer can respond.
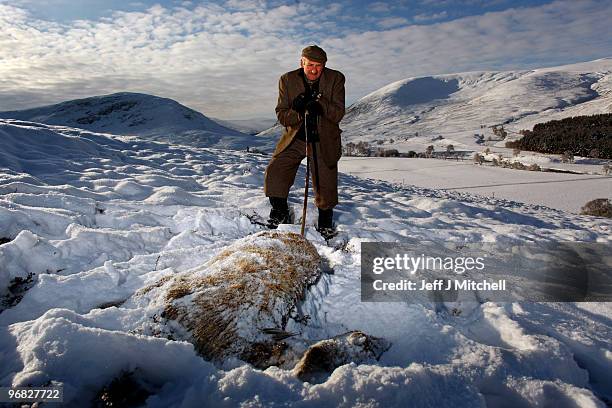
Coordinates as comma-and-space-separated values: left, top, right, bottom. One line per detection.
267, 197, 291, 229
317, 208, 336, 239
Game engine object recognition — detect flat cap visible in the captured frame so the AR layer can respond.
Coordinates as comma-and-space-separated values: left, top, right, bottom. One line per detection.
301, 45, 327, 63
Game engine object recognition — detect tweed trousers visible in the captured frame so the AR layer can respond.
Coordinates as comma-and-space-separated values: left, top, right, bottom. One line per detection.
264, 138, 338, 210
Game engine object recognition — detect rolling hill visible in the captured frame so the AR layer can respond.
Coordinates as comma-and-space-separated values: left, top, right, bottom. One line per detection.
0, 92, 276, 151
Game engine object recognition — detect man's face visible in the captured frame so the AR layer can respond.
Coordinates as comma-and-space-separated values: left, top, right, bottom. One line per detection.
301, 57, 324, 81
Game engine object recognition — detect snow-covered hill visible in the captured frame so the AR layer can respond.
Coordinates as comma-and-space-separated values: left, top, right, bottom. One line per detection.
212, 117, 278, 135
260, 58, 612, 154
0, 92, 276, 151
1, 118, 611, 406
344, 58, 612, 151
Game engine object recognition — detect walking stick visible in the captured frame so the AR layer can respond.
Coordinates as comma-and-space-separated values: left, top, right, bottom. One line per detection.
300, 111, 310, 236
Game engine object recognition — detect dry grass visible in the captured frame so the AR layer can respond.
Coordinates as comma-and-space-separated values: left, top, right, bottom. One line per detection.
581, 198, 612, 218
136, 275, 173, 296
293, 331, 391, 383
137, 231, 321, 366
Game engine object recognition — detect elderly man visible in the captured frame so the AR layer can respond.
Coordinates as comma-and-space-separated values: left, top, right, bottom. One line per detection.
264, 45, 346, 237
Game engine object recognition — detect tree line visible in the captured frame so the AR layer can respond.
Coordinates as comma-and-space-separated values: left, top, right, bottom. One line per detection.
506, 113, 612, 159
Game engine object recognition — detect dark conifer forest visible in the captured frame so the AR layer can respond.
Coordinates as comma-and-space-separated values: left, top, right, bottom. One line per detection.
507, 113, 612, 159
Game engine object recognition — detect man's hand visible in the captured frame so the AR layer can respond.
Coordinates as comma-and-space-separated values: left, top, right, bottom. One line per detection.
291, 93, 308, 114
292, 90, 322, 115
305, 99, 322, 115
308, 90, 321, 102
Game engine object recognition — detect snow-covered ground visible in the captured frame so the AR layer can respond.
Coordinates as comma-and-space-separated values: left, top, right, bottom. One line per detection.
1, 118, 611, 407
339, 157, 611, 214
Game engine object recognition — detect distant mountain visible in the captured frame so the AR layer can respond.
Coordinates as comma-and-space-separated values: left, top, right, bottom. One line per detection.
212, 117, 278, 135
343, 58, 612, 151
0, 92, 276, 151
259, 58, 612, 153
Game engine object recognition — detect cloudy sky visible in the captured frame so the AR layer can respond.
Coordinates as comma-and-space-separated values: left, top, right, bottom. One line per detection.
1, 0, 611, 120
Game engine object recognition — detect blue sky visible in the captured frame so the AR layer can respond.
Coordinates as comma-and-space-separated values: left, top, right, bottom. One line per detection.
8, 0, 556, 27
6, 0, 550, 27
1, 0, 611, 119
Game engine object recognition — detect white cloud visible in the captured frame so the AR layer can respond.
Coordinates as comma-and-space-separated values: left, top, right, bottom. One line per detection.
326, 0, 612, 106
419, 0, 484, 5
377, 17, 409, 29
413, 11, 448, 22
224, 0, 265, 11
368, 2, 391, 13
0, 1, 611, 119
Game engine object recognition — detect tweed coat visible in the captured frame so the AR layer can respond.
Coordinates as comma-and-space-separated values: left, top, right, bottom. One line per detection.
273, 67, 345, 167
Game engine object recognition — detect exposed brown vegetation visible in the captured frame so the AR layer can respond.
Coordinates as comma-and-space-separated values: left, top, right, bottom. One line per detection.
293, 331, 390, 383
134, 231, 321, 368
580, 198, 612, 218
